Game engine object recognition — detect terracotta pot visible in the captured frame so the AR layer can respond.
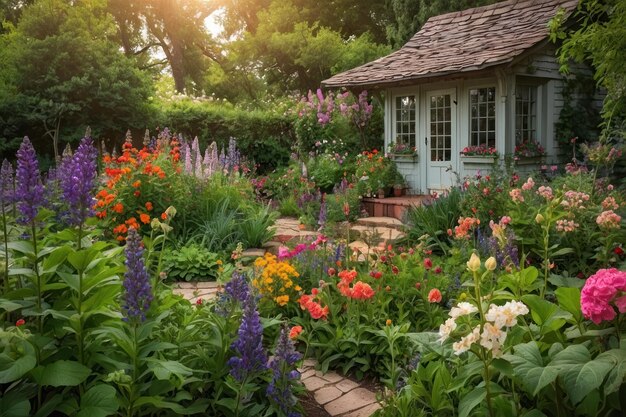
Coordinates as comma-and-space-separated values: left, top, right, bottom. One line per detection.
393, 187, 405, 197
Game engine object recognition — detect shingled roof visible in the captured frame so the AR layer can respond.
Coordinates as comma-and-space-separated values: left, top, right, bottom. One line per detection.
322, 0, 578, 89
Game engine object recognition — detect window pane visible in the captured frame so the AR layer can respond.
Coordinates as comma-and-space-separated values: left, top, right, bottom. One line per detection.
515, 84, 537, 144
468, 87, 496, 148
395, 95, 417, 147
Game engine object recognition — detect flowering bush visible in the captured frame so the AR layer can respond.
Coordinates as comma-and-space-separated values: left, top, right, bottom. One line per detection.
514, 138, 545, 158
581, 268, 626, 324
460, 144, 498, 156
253, 253, 302, 307
387, 141, 416, 155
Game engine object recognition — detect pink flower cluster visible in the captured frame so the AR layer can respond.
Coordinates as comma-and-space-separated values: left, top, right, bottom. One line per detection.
556, 219, 579, 233
561, 191, 590, 210
521, 177, 535, 191
278, 235, 328, 260
602, 196, 619, 210
581, 268, 626, 324
536, 185, 553, 200
596, 210, 621, 230
509, 188, 524, 203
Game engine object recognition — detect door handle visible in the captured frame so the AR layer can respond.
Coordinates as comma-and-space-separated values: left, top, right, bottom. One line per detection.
425, 137, 428, 145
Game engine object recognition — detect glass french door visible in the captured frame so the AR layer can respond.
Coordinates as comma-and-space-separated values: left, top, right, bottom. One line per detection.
426, 89, 456, 191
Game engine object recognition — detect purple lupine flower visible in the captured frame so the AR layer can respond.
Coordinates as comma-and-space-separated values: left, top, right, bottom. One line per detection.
15, 137, 44, 225
194, 145, 203, 179
228, 292, 267, 382
205, 142, 219, 177
60, 136, 98, 226
219, 146, 227, 170
225, 270, 250, 304
227, 137, 240, 171
183, 142, 192, 174
267, 324, 302, 417
1, 159, 15, 207
122, 228, 153, 322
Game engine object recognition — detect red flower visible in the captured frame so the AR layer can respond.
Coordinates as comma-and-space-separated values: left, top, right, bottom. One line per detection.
615, 247, 624, 256
434, 266, 443, 274
414, 282, 421, 290
15, 319, 25, 327
428, 288, 442, 303
196, 298, 203, 306
369, 270, 382, 279
423, 258, 432, 270
327, 267, 336, 276
391, 265, 399, 275
351, 281, 375, 300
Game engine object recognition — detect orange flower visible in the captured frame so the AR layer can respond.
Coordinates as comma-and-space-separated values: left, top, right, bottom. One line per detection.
133, 190, 141, 197
289, 325, 303, 339
140, 213, 151, 224
125, 217, 139, 230
161, 212, 168, 220
145, 202, 153, 211
96, 210, 107, 219
132, 180, 141, 188
112, 203, 124, 213
113, 224, 128, 235
428, 288, 442, 303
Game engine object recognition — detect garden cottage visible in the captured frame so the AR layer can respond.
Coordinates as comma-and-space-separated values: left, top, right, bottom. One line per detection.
323, 0, 581, 194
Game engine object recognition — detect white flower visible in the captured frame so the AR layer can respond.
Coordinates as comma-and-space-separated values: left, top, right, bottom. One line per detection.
480, 322, 507, 357
438, 318, 457, 343
449, 302, 478, 319
452, 326, 480, 355
485, 301, 529, 329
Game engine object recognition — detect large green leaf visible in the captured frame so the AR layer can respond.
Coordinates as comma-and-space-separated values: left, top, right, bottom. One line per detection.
458, 386, 486, 417
505, 342, 559, 396
594, 349, 626, 396
554, 287, 582, 322
30, 360, 91, 387
67, 249, 98, 272
522, 294, 571, 332
0, 337, 37, 384
0, 390, 31, 417
76, 384, 119, 417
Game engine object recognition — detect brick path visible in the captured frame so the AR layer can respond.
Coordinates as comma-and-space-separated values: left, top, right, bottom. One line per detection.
299, 359, 380, 417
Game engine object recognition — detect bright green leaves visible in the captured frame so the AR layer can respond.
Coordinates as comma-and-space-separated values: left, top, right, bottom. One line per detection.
30, 360, 91, 387
0, 332, 37, 384
506, 342, 626, 408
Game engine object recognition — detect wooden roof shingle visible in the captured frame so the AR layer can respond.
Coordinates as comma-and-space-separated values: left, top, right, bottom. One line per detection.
322, 0, 578, 89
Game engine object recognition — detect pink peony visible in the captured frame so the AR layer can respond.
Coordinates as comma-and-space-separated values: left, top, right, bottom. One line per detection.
428, 288, 443, 303
580, 268, 626, 324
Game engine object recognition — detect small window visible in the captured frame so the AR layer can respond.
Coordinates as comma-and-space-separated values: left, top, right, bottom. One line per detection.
515, 85, 537, 143
469, 87, 496, 148
395, 96, 416, 147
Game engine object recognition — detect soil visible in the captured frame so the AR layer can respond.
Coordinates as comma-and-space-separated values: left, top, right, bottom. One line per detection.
301, 389, 332, 417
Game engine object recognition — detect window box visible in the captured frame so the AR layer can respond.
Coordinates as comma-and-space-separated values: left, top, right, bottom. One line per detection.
460, 155, 497, 164
515, 155, 544, 166
389, 153, 418, 162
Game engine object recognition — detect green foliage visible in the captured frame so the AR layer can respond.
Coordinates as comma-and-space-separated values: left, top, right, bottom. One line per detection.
403, 187, 464, 254
0, 0, 153, 159
551, 0, 626, 125
159, 98, 293, 172
162, 244, 225, 282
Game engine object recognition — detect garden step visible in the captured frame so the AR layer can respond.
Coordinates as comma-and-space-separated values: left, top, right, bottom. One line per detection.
354, 216, 404, 231
172, 281, 220, 304
349, 225, 404, 243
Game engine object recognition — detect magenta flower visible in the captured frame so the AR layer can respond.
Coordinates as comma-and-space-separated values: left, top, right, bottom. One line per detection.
581, 268, 626, 324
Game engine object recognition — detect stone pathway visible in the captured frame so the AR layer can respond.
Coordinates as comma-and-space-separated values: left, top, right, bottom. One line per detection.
299, 359, 380, 417
171, 281, 219, 304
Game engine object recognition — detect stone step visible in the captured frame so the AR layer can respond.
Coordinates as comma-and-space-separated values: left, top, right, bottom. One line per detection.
349, 225, 405, 243
355, 216, 405, 231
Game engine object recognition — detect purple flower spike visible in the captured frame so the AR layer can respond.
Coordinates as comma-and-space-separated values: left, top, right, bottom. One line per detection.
267, 324, 302, 417
16, 137, 44, 225
60, 136, 98, 226
122, 228, 153, 322
228, 292, 267, 382
224, 270, 250, 303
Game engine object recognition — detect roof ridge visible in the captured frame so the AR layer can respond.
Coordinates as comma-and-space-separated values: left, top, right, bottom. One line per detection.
426, 0, 572, 24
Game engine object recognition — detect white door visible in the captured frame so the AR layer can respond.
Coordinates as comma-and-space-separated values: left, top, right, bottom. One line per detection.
425, 89, 457, 192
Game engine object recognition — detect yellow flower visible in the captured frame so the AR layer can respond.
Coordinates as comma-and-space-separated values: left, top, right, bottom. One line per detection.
485, 256, 497, 271
467, 253, 481, 272
275, 295, 289, 306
